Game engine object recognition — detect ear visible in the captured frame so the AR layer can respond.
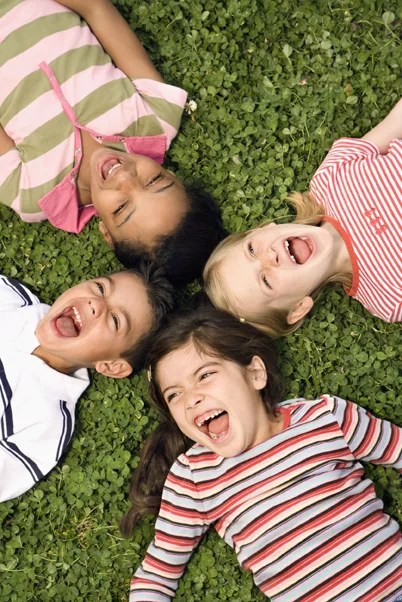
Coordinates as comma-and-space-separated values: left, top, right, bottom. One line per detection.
286, 296, 314, 325
98, 221, 114, 248
247, 355, 267, 391
95, 359, 133, 379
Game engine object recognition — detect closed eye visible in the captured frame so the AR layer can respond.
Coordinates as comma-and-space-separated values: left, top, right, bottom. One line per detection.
147, 173, 162, 186
113, 201, 128, 216
111, 313, 119, 330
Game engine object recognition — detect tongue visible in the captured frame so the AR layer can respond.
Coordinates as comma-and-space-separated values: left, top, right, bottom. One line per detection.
289, 238, 312, 264
208, 413, 229, 436
55, 316, 78, 338
102, 159, 118, 180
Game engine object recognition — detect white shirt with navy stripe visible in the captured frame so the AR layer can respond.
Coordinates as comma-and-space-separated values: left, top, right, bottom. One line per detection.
0, 275, 89, 501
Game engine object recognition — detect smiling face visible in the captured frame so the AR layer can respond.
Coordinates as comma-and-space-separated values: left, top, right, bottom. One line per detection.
34, 272, 153, 376
89, 148, 189, 249
217, 221, 350, 324
156, 341, 274, 457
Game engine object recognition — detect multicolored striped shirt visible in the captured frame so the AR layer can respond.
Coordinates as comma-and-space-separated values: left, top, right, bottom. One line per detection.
130, 395, 402, 601
309, 137, 402, 322
0, 275, 89, 501
0, 0, 187, 232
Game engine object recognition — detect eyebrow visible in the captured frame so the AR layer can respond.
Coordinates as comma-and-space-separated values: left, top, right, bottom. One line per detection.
161, 361, 220, 396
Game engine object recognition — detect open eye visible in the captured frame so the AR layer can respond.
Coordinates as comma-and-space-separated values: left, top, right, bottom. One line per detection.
262, 274, 271, 289
166, 391, 179, 404
147, 173, 162, 186
95, 281, 105, 295
199, 371, 215, 381
111, 313, 119, 330
113, 201, 128, 216
248, 241, 256, 256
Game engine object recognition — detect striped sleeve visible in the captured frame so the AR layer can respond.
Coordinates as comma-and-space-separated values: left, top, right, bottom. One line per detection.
129, 455, 209, 601
131, 78, 187, 149
0, 274, 38, 310
0, 398, 74, 502
330, 396, 402, 471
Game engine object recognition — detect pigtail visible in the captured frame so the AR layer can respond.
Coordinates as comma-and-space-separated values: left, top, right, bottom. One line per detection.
120, 422, 192, 537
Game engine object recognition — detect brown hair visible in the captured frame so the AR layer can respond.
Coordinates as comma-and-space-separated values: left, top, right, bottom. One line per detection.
120, 306, 283, 536
203, 192, 352, 337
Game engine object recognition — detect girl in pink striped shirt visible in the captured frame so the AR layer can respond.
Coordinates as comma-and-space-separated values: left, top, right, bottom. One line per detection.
0, 0, 225, 286
204, 98, 402, 334
123, 307, 402, 602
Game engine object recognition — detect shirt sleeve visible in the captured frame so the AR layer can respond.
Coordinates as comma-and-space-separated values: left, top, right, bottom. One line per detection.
129, 454, 210, 601
309, 137, 380, 206
131, 78, 188, 149
0, 148, 21, 214
0, 275, 39, 311
329, 396, 402, 471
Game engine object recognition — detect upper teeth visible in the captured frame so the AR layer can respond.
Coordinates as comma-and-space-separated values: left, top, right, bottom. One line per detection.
285, 240, 296, 263
72, 306, 82, 329
195, 409, 224, 427
107, 162, 121, 178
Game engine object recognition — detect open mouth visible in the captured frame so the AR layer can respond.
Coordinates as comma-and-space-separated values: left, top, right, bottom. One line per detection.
53, 306, 82, 338
284, 237, 313, 265
100, 158, 122, 181
195, 409, 229, 440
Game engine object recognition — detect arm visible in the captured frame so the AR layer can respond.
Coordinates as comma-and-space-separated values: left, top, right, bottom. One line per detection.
331, 396, 402, 471
130, 457, 210, 601
0, 125, 15, 155
53, 0, 164, 82
0, 438, 44, 502
362, 97, 402, 153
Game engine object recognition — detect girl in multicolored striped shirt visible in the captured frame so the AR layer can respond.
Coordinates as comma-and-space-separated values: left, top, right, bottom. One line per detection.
122, 306, 402, 602
204, 97, 402, 333
0, 0, 225, 285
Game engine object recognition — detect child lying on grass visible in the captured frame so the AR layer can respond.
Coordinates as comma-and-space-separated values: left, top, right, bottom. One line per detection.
122, 307, 402, 601
0, 0, 225, 285
204, 98, 402, 335
0, 267, 172, 502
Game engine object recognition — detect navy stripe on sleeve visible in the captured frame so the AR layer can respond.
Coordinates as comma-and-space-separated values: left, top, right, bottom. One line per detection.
1, 276, 35, 307
0, 359, 13, 439
0, 440, 44, 482
56, 401, 73, 461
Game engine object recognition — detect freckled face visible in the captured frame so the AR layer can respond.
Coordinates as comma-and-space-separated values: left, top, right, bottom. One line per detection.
35, 272, 153, 370
156, 341, 272, 457
89, 148, 189, 249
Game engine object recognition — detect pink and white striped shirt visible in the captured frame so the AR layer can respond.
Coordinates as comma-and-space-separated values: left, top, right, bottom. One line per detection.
0, 0, 187, 233
129, 395, 402, 601
310, 138, 402, 322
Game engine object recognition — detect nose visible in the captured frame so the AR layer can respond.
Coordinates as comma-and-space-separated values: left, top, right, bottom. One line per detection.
186, 392, 204, 410
87, 297, 104, 317
261, 247, 279, 267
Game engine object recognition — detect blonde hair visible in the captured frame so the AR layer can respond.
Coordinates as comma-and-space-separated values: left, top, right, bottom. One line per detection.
203, 192, 352, 338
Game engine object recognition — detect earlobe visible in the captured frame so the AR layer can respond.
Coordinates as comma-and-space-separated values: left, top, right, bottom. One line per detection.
95, 359, 133, 379
287, 296, 314, 325
248, 355, 268, 390
98, 221, 114, 248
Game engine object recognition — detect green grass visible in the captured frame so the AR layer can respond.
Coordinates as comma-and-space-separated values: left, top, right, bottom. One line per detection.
1, 0, 401, 600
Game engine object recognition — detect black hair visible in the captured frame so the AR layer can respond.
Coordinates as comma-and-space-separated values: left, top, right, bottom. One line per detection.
120, 306, 283, 535
118, 264, 174, 374
113, 183, 227, 287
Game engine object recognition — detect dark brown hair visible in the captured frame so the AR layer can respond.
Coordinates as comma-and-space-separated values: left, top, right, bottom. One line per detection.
120, 306, 283, 537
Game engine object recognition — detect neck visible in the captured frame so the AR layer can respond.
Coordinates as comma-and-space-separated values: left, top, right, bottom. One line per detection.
32, 345, 79, 375
321, 221, 353, 276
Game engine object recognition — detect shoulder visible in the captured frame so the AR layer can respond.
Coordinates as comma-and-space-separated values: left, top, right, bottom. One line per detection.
0, 275, 39, 310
